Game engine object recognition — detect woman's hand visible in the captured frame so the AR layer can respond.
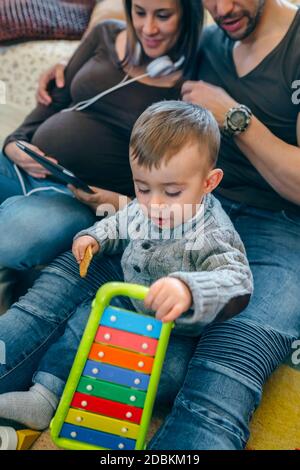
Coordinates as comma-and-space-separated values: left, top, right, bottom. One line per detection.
37, 62, 67, 106
68, 185, 131, 214
4, 141, 58, 179
72, 235, 100, 263
144, 277, 193, 323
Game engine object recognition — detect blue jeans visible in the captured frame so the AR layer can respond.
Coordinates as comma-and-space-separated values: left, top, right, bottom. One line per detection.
0, 251, 198, 401
0, 151, 96, 269
1, 197, 300, 449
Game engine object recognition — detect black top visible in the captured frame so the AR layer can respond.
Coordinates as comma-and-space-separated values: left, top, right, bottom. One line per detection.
197, 9, 300, 214
4, 20, 180, 196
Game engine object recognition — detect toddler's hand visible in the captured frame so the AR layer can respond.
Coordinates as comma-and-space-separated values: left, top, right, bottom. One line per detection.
144, 277, 192, 323
72, 236, 100, 263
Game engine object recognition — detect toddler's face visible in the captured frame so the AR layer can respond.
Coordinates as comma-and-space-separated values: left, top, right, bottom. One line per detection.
130, 142, 216, 229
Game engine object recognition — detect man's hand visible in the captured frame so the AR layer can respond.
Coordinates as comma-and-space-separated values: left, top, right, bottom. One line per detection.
182, 80, 238, 127
37, 62, 67, 106
144, 277, 192, 323
72, 235, 100, 264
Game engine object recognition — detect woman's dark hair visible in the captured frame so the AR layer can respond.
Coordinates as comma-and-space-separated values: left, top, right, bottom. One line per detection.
122, 0, 204, 77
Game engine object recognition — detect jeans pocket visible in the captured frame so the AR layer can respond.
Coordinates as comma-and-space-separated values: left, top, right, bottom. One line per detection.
280, 210, 300, 227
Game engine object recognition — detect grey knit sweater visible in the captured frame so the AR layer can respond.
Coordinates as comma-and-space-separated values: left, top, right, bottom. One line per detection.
76, 194, 253, 335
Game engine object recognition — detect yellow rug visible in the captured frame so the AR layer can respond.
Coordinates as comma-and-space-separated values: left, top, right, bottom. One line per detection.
247, 363, 300, 450
32, 364, 300, 451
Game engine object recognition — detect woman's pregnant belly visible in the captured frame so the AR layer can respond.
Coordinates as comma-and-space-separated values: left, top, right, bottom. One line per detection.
31, 111, 134, 195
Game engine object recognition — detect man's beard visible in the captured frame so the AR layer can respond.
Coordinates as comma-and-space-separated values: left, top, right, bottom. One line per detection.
216, 0, 266, 41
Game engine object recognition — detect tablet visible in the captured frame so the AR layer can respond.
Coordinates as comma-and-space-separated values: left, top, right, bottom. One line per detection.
16, 141, 94, 194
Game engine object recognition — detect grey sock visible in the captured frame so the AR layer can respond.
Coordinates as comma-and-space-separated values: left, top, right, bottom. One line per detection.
0, 383, 59, 430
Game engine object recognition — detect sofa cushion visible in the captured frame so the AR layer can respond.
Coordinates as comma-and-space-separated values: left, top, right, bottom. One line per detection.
0, 0, 95, 43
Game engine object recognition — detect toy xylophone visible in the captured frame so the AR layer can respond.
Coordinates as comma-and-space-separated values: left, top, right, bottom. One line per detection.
50, 282, 173, 450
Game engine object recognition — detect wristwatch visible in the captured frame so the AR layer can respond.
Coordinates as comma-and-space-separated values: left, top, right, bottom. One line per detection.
223, 104, 252, 137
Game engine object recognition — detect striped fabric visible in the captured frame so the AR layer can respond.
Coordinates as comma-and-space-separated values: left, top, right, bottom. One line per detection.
0, 0, 95, 43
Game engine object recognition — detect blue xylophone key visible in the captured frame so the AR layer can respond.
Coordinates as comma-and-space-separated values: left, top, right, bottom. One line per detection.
60, 423, 136, 450
101, 306, 162, 339
83, 360, 150, 391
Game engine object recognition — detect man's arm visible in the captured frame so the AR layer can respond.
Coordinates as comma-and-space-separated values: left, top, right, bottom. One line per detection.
235, 112, 300, 205
182, 81, 300, 205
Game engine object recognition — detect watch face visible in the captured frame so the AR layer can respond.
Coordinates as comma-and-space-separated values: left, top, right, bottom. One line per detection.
230, 110, 246, 129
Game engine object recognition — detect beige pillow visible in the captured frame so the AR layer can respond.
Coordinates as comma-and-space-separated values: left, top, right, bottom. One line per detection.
0, 40, 79, 113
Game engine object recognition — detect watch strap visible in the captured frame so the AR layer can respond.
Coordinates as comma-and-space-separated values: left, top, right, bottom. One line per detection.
223, 104, 252, 137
